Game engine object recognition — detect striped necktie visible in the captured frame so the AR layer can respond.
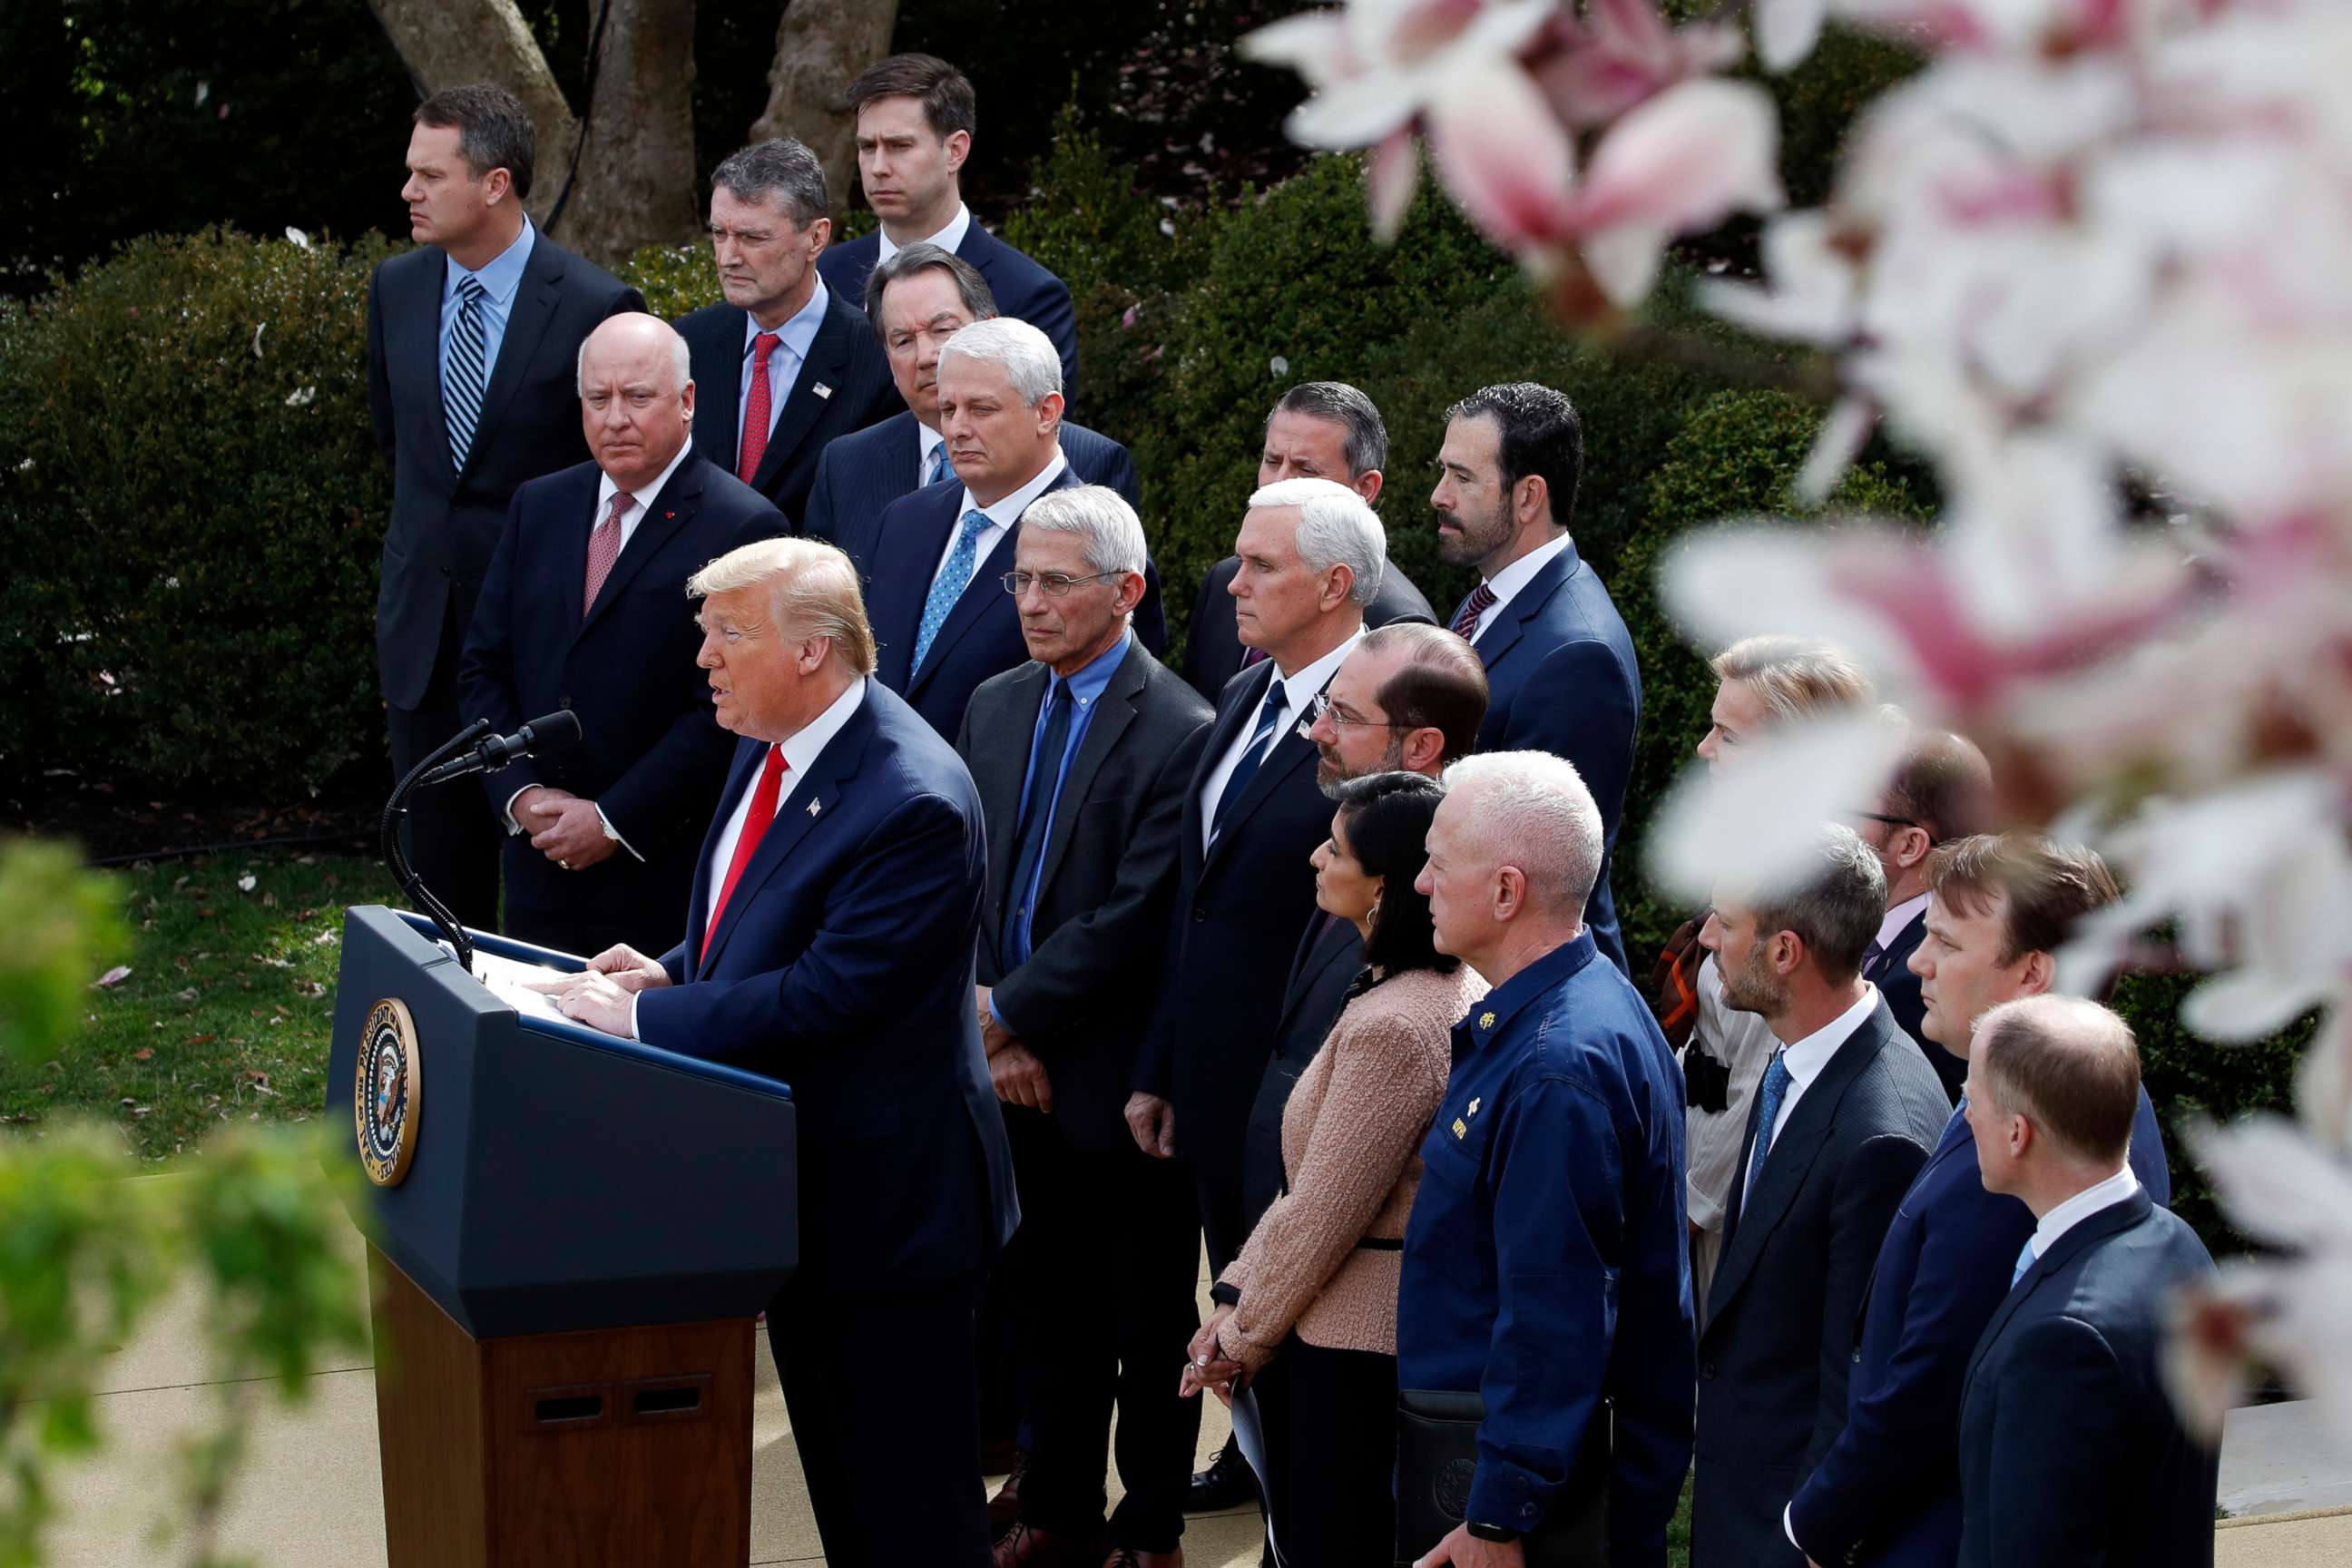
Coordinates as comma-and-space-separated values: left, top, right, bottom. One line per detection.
1449, 582, 1497, 641
445, 275, 488, 472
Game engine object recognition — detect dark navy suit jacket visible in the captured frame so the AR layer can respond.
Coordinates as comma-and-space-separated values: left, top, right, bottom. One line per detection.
1787, 1097, 2174, 1567
633, 681, 1018, 1291
866, 465, 1167, 740
1694, 998, 1951, 1568
1957, 1191, 2217, 1568
806, 409, 1138, 563
958, 641, 1213, 1152
1867, 910, 1965, 1103
818, 222, 1079, 407
456, 453, 784, 955
1450, 537, 1642, 975
368, 234, 643, 710
1180, 554, 1437, 703
674, 289, 899, 529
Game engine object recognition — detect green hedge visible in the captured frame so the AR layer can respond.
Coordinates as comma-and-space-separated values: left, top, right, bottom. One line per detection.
0, 229, 393, 793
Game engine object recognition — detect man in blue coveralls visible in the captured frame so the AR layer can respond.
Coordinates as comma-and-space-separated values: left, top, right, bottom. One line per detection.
1402, 751, 1694, 1567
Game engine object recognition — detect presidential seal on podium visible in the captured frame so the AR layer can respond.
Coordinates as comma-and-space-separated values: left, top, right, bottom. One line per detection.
356, 996, 422, 1187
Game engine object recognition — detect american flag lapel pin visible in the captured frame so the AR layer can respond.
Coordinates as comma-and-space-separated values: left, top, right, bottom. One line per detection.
812, 382, 834, 401
806, 799, 822, 818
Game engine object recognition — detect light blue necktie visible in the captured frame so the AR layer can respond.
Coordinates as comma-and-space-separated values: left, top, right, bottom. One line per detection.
923, 443, 954, 486
445, 275, 488, 471
1209, 679, 1288, 843
912, 509, 992, 672
2011, 1240, 2036, 1287
1745, 1050, 1793, 1200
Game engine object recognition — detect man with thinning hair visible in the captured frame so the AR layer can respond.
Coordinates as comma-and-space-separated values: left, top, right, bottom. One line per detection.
805, 243, 1137, 556
1398, 751, 1692, 1566
867, 316, 1166, 740
457, 313, 784, 956
818, 54, 1080, 404
959, 486, 1212, 1568
539, 534, 1015, 1568
370, 83, 644, 932
1690, 826, 1949, 1568
1955, 996, 2216, 1568
1180, 382, 1437, 703
1434, 382, 1642, 974
676, 137, 897, 528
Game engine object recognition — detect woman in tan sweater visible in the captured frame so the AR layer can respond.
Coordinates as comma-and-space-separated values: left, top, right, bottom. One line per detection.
1180, 770, 1486, 1567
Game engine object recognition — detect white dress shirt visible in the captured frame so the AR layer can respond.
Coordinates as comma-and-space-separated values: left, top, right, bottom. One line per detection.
1458, 530, 1575, 642
1874, 893, 1929, 961
2024, 1166, 2141, 1269
877, 202, 974, 266
1197, 626, 1363, 853
1743, 983, 1883, 1207
927, 450, 1069, 590
628, 678, 869, 1042
737, 278, 831, 453
504, 438, 698, 854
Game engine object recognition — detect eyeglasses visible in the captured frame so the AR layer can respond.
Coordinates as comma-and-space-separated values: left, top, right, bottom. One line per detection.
1301, 691, 1407, 733
1000, 571, 1123, 598
1848, 810, 1923, 830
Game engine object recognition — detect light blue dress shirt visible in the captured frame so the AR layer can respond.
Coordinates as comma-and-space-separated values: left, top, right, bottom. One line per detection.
437, 219, 536, 385
736, 276, 831, 453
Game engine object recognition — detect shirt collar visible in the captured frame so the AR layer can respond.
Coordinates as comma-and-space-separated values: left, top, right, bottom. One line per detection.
744, 274, 830, 361
1054, 628, 1132, 709
917, 421, 946, 461
1269, 622, 1365, 695
1779, 984, 1883, 1091
1482, 529, 1575, 604
1461, 931, 1600, 1051
446, 217, 536, 305
962, 448, 1069, 530
2032, 1166, 2141, 1259
877, 203, 973, 264
1876, 893, 1929, 955
594, 437, 695, 520
772, 675, 867, 780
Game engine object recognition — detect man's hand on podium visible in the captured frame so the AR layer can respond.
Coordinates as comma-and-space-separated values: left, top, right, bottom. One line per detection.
526, 945, 670, 1039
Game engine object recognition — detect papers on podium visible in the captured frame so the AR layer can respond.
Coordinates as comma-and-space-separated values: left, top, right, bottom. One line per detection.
436, 941, 568, 1024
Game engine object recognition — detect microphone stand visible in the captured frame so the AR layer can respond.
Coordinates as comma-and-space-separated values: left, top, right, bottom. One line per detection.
381, 717, 493, 975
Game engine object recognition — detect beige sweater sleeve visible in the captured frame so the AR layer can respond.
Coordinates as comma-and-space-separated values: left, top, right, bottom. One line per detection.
1217, 1002, 1449, 1367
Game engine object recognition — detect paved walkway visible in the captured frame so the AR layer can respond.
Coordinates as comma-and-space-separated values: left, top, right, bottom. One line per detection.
31, 1213, 2352, 1565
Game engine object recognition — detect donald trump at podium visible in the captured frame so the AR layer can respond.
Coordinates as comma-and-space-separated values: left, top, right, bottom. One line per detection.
537, 535, 1017, 1568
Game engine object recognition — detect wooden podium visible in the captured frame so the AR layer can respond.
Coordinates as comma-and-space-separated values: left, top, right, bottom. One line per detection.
330, 909, 797, 1568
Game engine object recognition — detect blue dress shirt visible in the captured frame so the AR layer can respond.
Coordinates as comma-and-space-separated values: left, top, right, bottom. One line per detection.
991, 631, 1131, 1015
737, 276, 831, 453
438, 219, 535, 384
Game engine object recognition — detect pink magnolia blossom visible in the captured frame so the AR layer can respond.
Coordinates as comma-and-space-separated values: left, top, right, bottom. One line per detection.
1542, 0, 1744, 127
1565, 78, 1785, 305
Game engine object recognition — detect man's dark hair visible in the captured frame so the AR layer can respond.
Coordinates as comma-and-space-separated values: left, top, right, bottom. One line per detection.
1976, 995, 2141, 1166
1444, 381, 1584, 526
414, 83, 537, 200
711, 138, 830, 228
1883, 729, 1994, 846
1747, 824, 1886, 985
864, 242, 997, 335
1928, 833, 2122, 966
1267, 382, 1388, 479
1358, 622, 1488, 764
846, 53, 977, 142
1331, 772, 1457, 979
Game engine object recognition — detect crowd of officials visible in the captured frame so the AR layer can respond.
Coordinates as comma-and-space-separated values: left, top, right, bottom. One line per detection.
366, 55, 2226, 1568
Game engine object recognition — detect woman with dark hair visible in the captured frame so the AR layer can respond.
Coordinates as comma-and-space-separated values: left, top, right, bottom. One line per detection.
1179, 770, 1488, 1566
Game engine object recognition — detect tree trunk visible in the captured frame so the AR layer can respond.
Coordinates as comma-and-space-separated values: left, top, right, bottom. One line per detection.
365, 0, 583, 220
750, 0, 903, 218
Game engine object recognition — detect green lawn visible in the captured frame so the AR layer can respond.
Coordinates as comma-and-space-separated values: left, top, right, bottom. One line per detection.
1, 850, 397, 1157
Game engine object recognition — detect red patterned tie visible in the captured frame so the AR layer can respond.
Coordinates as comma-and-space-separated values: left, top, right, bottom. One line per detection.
737, 331, 782, 484
703, 746, 790, 962
1450, 582, 1498, 641
583, 493, 632, 616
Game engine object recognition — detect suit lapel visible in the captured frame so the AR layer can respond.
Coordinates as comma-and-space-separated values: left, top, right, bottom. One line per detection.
577, 457, 701, 640
1474, 537, 1582, 671
974, 667, 1049, 923
697, 688, 877, 974
1278, 915, 1357, 1033
1032, 642, 1146, 901
750, 297, 851, 495
1966, 1191, 2153, 1388
465, 239, 563, 479
684, 739, 769, 975
1869, 910, 1927, 985
906, 468, 1081, 697
699, 313, 746, 476
873, 489, 965, 682
1854, 1107, 1976, 1334
1201, 667, 1330, 875
1708, 1005, 1896, 1326
405, 254, 460, 490
1181, 666, 1266, 886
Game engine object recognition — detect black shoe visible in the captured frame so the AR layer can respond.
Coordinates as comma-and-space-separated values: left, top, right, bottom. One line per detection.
1183, 1438, 1259, 1513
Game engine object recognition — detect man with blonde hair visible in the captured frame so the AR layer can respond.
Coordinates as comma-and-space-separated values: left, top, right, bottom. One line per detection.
542, 534, 1015, 1568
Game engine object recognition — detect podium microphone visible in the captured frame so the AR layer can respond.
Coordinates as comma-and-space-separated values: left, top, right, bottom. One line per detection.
416, 710, 582, 788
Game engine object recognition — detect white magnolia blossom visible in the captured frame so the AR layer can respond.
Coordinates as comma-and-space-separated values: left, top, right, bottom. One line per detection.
1252, 0, 2352, 1438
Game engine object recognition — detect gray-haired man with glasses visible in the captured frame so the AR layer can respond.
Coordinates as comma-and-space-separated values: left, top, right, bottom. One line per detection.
956, 485, 1215, 1568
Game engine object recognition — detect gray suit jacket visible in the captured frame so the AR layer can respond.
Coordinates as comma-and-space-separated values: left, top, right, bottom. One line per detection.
1692, 997, 1950, 1568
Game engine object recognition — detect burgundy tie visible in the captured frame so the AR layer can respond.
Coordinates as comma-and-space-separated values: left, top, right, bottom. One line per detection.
583, 492, 632, 616
1450, 582, 1498, 641
738, 331, 781, 484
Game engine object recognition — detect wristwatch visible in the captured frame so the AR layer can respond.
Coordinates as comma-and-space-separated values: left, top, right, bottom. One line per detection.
1465, 1520, 1523, 1544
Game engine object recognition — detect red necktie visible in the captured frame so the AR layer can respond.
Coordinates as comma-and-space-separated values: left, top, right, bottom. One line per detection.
703, 746, 790, 961
737, 331, 782, 484
583, 492, 632, 616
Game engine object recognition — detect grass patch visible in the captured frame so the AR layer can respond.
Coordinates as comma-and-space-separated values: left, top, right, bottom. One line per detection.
0, 850, 398, 1157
